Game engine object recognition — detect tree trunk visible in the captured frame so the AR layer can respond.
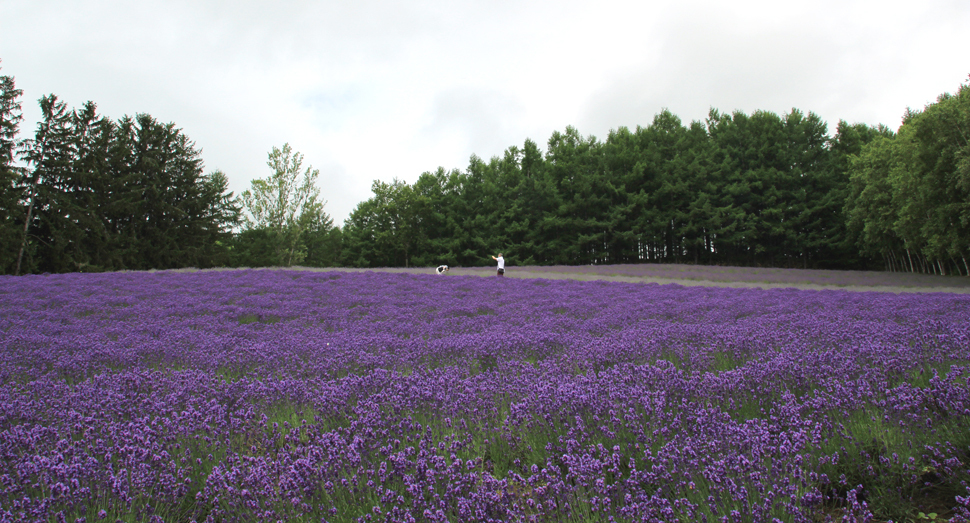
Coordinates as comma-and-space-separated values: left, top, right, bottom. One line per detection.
14, 191, 37, 276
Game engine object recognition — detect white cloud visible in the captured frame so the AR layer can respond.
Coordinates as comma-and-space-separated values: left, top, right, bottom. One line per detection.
2, 0, 969, 223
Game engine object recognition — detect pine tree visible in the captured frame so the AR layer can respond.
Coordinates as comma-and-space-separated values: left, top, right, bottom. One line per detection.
0, 60, 24, 274
17, 94, 74, 274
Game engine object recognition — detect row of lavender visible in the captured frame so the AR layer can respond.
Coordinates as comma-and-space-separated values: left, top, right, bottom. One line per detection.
508, 264, 970, 289
1, 269, 969, 522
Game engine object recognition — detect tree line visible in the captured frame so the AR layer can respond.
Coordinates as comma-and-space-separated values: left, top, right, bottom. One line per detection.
2, 59, 967, 275
0, 65, 240, 274
341, 111, 885, 270
0, 60, 343, 275
341, 80, 969, 275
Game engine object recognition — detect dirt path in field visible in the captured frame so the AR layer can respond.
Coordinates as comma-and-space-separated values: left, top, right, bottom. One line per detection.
288, 266, 970, 294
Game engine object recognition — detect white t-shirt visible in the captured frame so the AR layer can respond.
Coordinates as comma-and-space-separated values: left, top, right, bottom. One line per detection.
496, 256, 505, 270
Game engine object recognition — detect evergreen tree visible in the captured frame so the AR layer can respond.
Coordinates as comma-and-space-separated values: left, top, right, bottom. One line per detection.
412, 167, 464, 266
195, 169, 242, 267
14, 98, 238, 274
782, 109, 835, 268
542, 126, 607, 264
340, 179, 427, 267
507, 139, 554, 265
126, 114, 236, 269
68, 102, 117, 271
677, 120, 718, 265
302, 216, 342, 267
17, 94, 74, 274
0, 61, 24, 274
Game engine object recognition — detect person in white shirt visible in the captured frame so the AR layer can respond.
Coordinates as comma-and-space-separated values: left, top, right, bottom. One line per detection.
491, 253, 505, 277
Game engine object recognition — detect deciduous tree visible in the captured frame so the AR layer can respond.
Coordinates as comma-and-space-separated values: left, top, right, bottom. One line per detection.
240, 143, 330, 266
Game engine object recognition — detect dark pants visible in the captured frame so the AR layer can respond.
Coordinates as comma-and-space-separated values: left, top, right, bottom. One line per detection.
497, 269, 504, 277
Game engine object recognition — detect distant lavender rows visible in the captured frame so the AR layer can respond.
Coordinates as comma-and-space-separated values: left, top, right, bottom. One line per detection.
1, 270, 969, 522
397, 263, 970, 289
540, 263, 970, 286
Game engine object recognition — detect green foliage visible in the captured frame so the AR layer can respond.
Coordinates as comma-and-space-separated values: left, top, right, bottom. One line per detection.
10, 100, 241, 274
845, 79, 970, 275
6, 57, 968, 275
341, 178, 429, 267
0, 59, 245, 275
341, 107, 880, 270
0, 60, 24, 274
237, 143, 335, 267
302, 219, 343, 268
338, 79, 970, 274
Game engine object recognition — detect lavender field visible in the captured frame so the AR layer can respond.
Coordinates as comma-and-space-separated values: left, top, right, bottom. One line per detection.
411, 264, 970, 292
1, 270, 969, 523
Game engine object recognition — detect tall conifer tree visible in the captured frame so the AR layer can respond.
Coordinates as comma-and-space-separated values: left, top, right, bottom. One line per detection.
0, 61, 24, 274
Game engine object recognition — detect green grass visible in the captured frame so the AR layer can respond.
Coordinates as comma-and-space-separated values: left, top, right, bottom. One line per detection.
237, 313, 282, 324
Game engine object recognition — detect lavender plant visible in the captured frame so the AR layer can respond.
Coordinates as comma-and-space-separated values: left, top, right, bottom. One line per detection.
0, 270, 968, 522
506, 264, 970, 289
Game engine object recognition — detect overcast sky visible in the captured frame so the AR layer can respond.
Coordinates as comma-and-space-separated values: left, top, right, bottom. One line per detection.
2, 0, 968, 224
